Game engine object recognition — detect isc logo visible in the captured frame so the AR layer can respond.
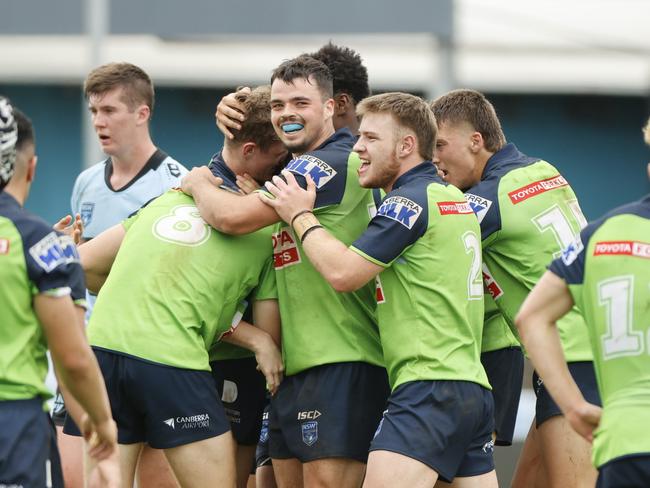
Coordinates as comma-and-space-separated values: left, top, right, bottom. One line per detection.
297, 410, 322, 420
272, 227, 301, 269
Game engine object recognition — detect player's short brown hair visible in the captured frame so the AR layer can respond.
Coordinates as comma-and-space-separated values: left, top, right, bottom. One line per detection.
230, 85, 279, 150
84, 62, 155, 115
431, 89, 506, 153
357, 92, 437, 161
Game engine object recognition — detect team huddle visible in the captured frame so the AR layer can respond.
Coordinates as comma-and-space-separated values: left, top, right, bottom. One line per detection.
1, 42, 649, 488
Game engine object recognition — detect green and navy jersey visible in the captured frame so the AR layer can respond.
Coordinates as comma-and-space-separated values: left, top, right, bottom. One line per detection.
350, 162, 489, 391
549, 194, 650, 467
273, 128, 382, 376
0, 192, 85, 403
482, 294, 519, 353
466, 143, 591, 362
88, 189, 276, 372
207, 152, 277, 361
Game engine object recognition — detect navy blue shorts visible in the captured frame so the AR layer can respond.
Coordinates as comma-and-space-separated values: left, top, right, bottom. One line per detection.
597, 454, 650, 488
481, 346, 523, 446
64, 348, 230, 449
211, 356, 268, 446
269, 361, 390, 463
0, 398, 64, 488
51, 388, 67, 427
255, 404, 272, 468
370, 380, 495, 483
533, 361, 601, 427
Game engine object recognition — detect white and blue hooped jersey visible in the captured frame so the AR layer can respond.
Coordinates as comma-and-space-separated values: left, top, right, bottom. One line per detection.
71, 149, 188, 239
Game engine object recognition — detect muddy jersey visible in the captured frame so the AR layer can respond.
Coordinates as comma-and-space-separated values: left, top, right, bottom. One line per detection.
550, 194, 650, 467
465, 143, 591, 362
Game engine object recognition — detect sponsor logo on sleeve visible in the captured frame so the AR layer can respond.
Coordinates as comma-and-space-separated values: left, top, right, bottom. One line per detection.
482, 263, 504, 300
0, 238, 9, 255
377, 196, 423, 229
561, 234, 584, 265
437, 201, 474, 215
29, 233, 79, 272
285, 155, 337, 189
272, 227, 301, 269
80, 202, 95, 227
593, 240, 650, 259
464, 193, 493, 223
508, 175, 568, 204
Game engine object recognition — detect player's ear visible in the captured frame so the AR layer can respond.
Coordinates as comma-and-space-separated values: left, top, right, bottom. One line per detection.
136, 104, 150, 125
323, 97, 335, 120
26, 155, 38, 183
242, 142, 257, 158
470, 132, 484, 153
398, 134, 416, 158
334, 93, 352, 116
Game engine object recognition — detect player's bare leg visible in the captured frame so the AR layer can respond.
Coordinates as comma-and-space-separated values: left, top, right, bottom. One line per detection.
57, 427, 84, 488
272, 458, 303, 488
235, 444, 257, 488
256, 465, 278, 488
363, 451, 437, 488
164, 432, 237, 488
537, 416, 597, 488
435, 471, 498, 488
136, 445, 180, 487
511, 420, 547, 488
303, 458, 366, 488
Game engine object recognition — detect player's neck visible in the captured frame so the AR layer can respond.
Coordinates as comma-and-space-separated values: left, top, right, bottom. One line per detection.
221, 145, 244, 176
3, 182, 27, 206
109, 139, 157, 183
383, 155, 426, 193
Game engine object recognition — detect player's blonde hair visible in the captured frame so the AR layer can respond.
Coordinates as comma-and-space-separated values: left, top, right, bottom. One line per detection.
356, 92, 437, 161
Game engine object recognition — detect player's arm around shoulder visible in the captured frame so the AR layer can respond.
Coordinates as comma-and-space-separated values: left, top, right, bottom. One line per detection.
78, 223, 126, 293
181, 165, 279, 235
260, 170, 383, 292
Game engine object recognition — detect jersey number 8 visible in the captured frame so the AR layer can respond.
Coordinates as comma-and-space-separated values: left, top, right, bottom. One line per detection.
153, 205, 211, 246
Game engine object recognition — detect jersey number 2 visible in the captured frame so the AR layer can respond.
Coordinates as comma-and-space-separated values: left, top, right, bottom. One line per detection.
463, 231, 483, 300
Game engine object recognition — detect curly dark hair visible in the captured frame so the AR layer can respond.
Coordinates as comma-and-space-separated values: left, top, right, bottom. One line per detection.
311, 42, 370, 104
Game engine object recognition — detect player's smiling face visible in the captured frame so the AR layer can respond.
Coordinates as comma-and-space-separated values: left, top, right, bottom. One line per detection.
434, 121, 482, 191
353, 112, 402, 191
270, 76, 334, 156
89, 86, 145, 157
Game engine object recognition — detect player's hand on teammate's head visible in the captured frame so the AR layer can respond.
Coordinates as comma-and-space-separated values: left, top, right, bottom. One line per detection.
259, 170, 317, 224
81, 414, 118, 461
566, 401, 602, 443
180, 166, 222, 196
53, 213, 84, 245
254, 334, 284, 396
236, 173, 261, 195
216, 86, 251, 140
